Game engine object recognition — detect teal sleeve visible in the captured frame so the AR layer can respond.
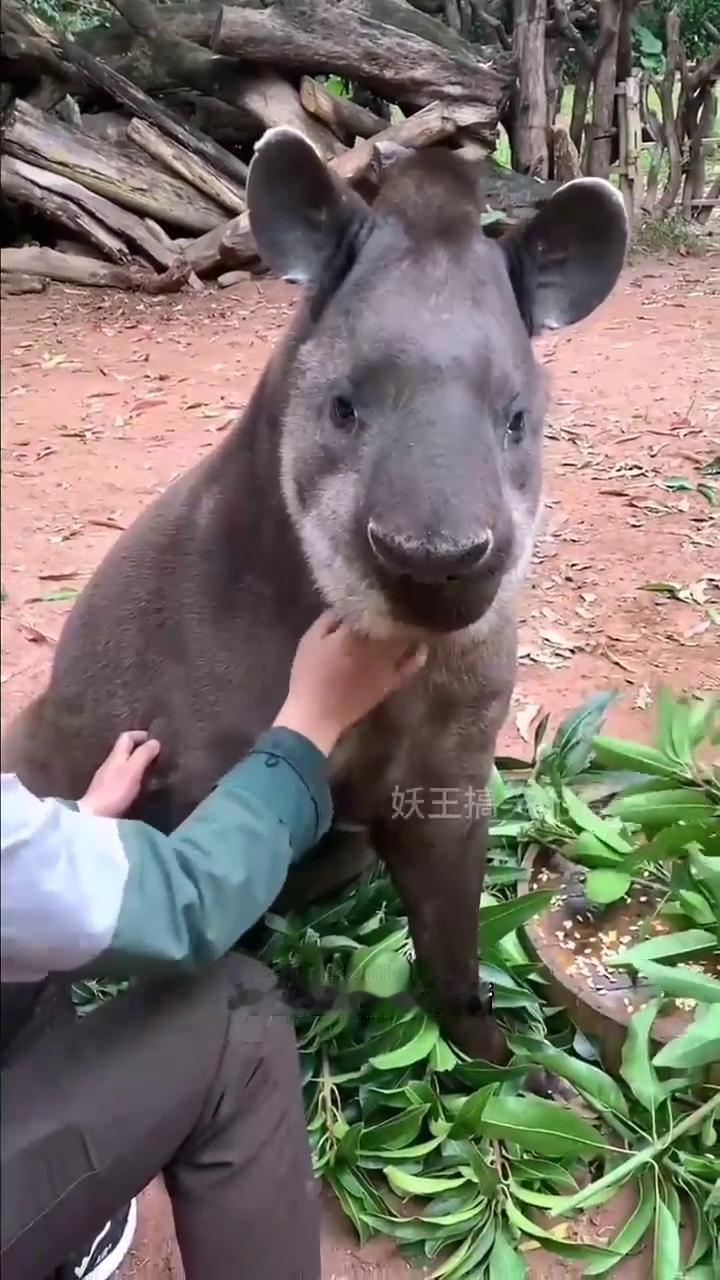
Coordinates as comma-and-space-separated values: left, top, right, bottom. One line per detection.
96, 728, 333, 974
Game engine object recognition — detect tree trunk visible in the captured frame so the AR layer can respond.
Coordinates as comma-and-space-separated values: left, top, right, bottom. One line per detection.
126, 117, 245, 213
3, 100, 226, 234
695, 175, 720, 227
683, 84, 717, 221
299, 77, 386, 142
1, 156, 133, 263
569, 62, 591, 154
655, 8, 683, 217
586, 0, 621, 178
0, 155, 174, 268
551, 125, 582, 181
611, 0, 637, 164
511, 0, 548, 178
211, 0, 512, 110
1, 245, 144, 288
544, 36, 566, 129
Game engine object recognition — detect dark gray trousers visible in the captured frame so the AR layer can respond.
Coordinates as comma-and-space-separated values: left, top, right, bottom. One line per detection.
1, 954, 320, 1280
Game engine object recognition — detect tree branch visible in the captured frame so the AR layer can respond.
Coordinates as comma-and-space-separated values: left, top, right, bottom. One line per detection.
552, 0, 593, 68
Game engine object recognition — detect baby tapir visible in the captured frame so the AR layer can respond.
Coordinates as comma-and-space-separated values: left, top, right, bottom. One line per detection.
3, 131, 628, 1062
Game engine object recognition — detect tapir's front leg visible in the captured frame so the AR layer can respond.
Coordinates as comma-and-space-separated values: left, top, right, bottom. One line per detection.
372, 772, 508, 1065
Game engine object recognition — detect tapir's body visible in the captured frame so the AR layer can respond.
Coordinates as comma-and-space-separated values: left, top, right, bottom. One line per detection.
3, 138, 628, 1060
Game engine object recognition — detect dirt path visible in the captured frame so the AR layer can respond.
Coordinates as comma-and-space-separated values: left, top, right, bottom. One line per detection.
2, 255, 719, 1277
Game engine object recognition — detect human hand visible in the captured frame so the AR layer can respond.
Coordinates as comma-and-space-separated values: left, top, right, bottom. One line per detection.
273, 611, 427, 756
78, 730, 161, 818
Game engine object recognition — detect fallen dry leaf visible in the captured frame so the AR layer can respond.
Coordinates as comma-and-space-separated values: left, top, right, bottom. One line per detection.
515, 703, 541, 743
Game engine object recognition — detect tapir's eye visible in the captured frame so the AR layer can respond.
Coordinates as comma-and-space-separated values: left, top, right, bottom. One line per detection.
330, 395, 357, 430
506, 410, 526, 444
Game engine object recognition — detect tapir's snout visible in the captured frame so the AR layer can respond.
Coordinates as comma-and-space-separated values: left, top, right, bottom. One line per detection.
360, 511, 516, 633
367, 521, 494, 584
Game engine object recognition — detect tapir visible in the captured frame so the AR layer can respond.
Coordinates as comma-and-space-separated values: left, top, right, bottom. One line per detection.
2, 130, 628, 1062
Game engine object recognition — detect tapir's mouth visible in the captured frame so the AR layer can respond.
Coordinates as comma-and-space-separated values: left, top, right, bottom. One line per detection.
372, 563, 507, 634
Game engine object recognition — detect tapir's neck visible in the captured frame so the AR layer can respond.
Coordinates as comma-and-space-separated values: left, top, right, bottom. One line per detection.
199, 310, 322, 622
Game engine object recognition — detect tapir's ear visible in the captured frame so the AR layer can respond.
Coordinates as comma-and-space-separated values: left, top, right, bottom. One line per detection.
503, 178, 629, 335
247, 127, 369, 286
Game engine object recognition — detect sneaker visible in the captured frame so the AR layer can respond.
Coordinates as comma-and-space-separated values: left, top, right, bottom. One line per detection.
61, 1198, 138, 1280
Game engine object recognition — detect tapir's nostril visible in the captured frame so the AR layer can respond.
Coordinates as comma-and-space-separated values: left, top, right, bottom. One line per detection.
367, 522, 494, 584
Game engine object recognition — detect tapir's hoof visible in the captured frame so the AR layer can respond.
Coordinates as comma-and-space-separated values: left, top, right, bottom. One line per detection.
443, 1011, 511, 1066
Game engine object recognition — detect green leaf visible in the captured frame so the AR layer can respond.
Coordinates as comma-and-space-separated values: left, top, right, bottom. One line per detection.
514, 1157, 578, 1192
586, 867, 632, 904
653, 1005, 720, 1070
653, 1195, 681, 1280
384, 1167, 468, 1198
39, 586, 79, 602
592, 736, 683, 779
359, 1106, 428, 1152
476, 1096, 606, 1157
634, 959, 720, 1004
677, 889, 715, 927
448, 1085, 497, 1138
561, 785, 633, 853
620, 1000, 664, 1113
686, 1185, 713, 1269
478, 890, 554, 946
608, 788, 714, 827
488, 1227, 528, 1280
489, 765, 507, 810
369, 1018, 439, 1070
608, 928, 716, 968
572, 830, 626, 868
345, 930, 407, 992
361, 951, 411, 998
548, 691, 617, 779
504, 1198, 622, 1263
508, 1033, 628, 1116
690, 849, 720, 910
429, 1037, 458, 1073
433, 1217, 496, 1279
634, 823, 720, 865
584, 1172, 655, 1275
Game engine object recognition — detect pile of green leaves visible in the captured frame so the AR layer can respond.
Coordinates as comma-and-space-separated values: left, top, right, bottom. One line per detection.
263, 691, 719, 1278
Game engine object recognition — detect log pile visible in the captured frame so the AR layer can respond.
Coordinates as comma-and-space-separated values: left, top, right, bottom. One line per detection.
0, 0, 533, 293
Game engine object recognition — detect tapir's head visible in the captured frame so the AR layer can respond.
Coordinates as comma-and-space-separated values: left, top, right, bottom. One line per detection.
247, 129, 628, 637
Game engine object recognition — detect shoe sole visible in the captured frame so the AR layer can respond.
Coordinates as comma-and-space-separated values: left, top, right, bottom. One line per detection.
76, 1198, 138, 1280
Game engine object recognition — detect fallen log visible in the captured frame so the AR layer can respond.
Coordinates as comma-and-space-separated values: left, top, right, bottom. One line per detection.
0, 272, 48, 296
180, 209, 255, 276
55, 23, 250, 188
126, 117, 245, 213
0, 156, 174, 268
237, 72, 343, 158
0, 246, 197, 294
182, 99, 496, 275
103, 0, 340, 159
299, 76, 386, 141
333, 98, 496, 184
1, 245, 145, 288
4, 100, 227, 234
1, 156, 133, 263
212, 0, 512, 110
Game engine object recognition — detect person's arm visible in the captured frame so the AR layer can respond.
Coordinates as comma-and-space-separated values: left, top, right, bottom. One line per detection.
1, 727, 330, 983
1, 613, 426, 983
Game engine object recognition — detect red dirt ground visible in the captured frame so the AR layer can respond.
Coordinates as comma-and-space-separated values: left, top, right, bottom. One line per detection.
1, 255, 718, 1278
